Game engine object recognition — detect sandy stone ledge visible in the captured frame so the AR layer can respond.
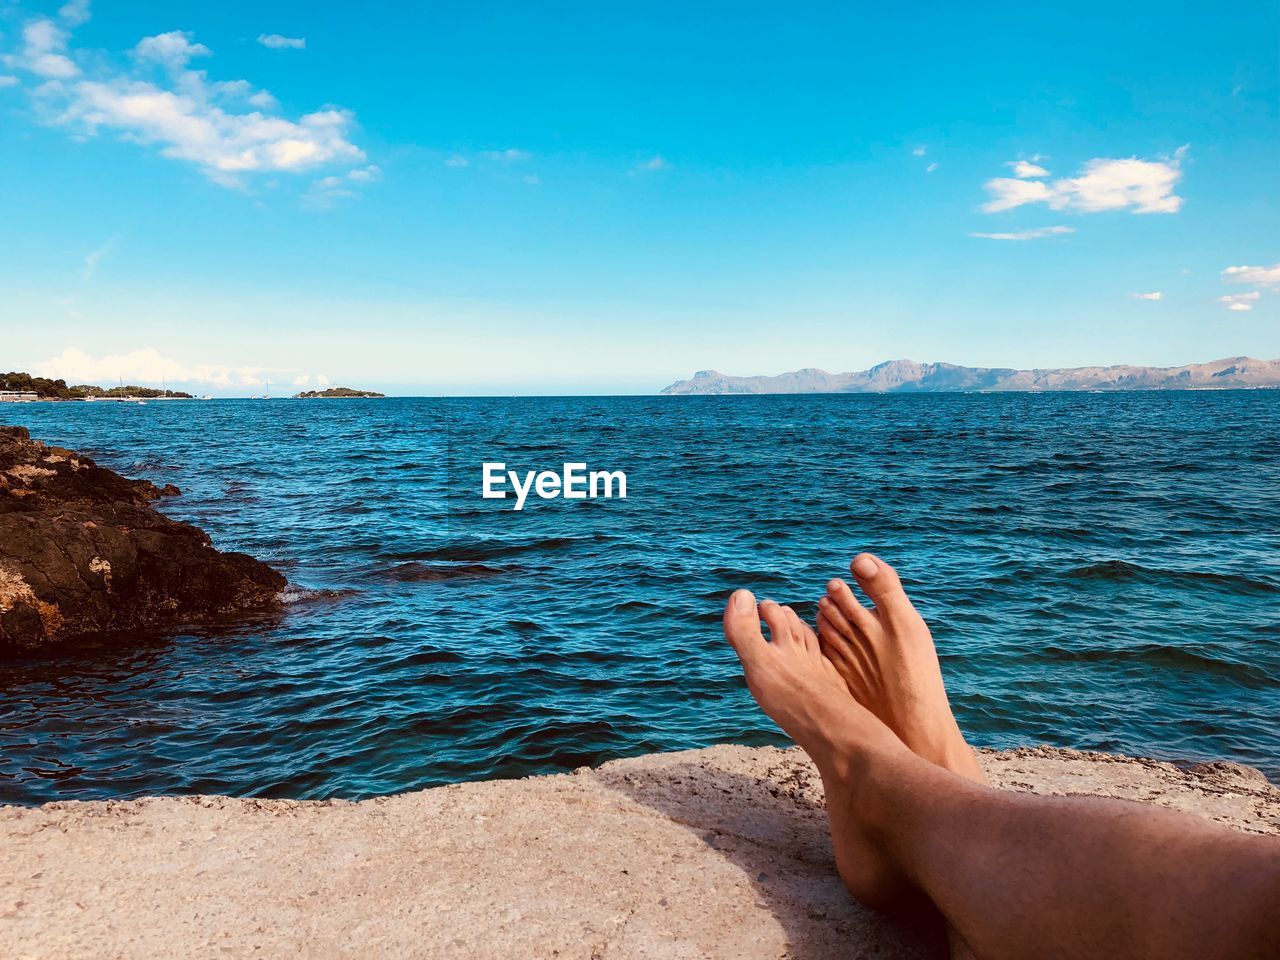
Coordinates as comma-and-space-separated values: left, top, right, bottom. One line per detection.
1, 745, 1276, 959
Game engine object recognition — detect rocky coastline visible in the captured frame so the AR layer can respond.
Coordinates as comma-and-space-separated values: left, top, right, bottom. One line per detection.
0, 425, 284, 654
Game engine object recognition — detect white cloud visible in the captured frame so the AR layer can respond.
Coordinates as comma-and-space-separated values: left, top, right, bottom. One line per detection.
0, 76, 19, 88
981, 148, 1187, 215
630, 155, 670, 176
5, 18, 366, 189
246, 89, 277, 109
968, 225, 1075, 241
482, 148, 530, 162
925, 162, 938, 173
292, 373, 330, 387
1218, 291, 1260, 311
30, 346, 320, 389
912, 145, 926, 157
1130, 291, 1162, 300
1222, 263, 1280, 287
12, 18, 80, 78
53, 81, 364, 184
257, 34, 305, 50
444, 154, 469, 167
346, 164, 380, 182
133, 31, 210, 71
522, 173, 541, 186
1008, 159, 1049, 178
303, 164, 380, 208
57, 0, 91, 27
1218, 263, 1278, 311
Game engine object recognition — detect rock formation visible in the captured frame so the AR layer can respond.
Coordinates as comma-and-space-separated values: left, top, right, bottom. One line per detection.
0, 426, 284, 654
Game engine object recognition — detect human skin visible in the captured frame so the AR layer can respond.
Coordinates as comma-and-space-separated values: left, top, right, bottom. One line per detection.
722, 556, 1280, 960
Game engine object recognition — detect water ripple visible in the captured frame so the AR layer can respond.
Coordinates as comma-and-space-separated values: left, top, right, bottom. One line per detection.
1, 391, 1278, 803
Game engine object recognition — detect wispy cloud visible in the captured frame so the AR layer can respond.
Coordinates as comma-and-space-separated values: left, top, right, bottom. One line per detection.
1130, 291, 1162, 301
968, 225, 1075, 241
29, 346, 322, 389
629, 155, 670, 176
9, 16, 80, 78
3, 6, 366, 191
981, 148, 1187, 215
57, 0, 91, 27
912, 145, 927, 157
1007, 159, 1049, 179
482, 148, 530, 162
1217, 263, 1277, 311
925, 162, 938, 174
0, 75, 19, 88
133, 30, 209, 70
1218, 292, 1260, 311
303, 164, 381, 209
1222, 262, 1280, 287
257, 34, 305, 50
444, 154, 469, 168
81, 238, 115, 280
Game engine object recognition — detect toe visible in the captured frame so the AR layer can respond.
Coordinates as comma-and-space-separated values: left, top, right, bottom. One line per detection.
818, 593, 858, 640
850, 554, 911, 613
827, 578, 879, 633
759, 600, 793, 645
785, 606, 819, 653
723, 589, 767, 665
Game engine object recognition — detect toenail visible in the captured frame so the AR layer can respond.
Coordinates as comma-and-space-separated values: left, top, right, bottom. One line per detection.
852, 555, 878, 579
733, 590, 754, 613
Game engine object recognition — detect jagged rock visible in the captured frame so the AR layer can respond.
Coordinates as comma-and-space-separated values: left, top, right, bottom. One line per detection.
0, 425, 284, 654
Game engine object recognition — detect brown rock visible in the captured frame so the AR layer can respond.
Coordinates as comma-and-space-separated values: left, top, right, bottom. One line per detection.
0, 425, 284, 654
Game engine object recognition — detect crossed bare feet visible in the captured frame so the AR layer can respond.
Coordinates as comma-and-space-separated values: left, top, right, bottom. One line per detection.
722, 552, 986, 910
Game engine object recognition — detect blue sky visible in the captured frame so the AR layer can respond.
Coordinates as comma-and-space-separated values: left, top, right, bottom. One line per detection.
1, 1, 1277, 395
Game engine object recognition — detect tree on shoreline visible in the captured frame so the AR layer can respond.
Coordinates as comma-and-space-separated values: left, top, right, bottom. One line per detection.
0, 372, 192, 399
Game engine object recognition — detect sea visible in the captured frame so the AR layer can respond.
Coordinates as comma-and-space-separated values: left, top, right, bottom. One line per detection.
1, 391, 1277, 805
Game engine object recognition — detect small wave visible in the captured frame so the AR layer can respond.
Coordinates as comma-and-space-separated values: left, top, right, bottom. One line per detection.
1033, 643, 1272, 687
381, 536, 585, 563
383, 562, 521, 582
277, 586, 358, 605
1065, 560, 1277, 596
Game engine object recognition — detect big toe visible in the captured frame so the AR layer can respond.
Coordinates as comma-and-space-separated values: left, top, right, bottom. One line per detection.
850, 553, 911, 611
723, 589, 766, 665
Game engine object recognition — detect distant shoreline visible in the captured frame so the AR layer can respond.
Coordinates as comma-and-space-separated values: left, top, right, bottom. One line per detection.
662, 356, 1280, 395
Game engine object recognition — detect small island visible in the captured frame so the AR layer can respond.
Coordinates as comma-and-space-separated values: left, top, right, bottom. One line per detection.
293, 386, 386, 399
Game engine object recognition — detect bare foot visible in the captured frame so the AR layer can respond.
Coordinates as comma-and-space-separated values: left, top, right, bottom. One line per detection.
723, 589, 923, 909
816, 554, 987, 785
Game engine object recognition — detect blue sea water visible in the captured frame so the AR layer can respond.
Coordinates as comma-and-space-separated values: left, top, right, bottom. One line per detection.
1, 392, 1278, 804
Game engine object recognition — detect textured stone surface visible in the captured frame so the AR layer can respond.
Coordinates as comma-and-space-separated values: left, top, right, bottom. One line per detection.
0, 425, 284, 653
1, 744, 1275, 958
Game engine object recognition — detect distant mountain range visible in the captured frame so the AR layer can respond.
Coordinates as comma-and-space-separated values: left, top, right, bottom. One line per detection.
660, 357, 1280, 395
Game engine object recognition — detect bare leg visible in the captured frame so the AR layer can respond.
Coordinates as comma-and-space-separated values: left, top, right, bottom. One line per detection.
723, 590, 1280, 960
